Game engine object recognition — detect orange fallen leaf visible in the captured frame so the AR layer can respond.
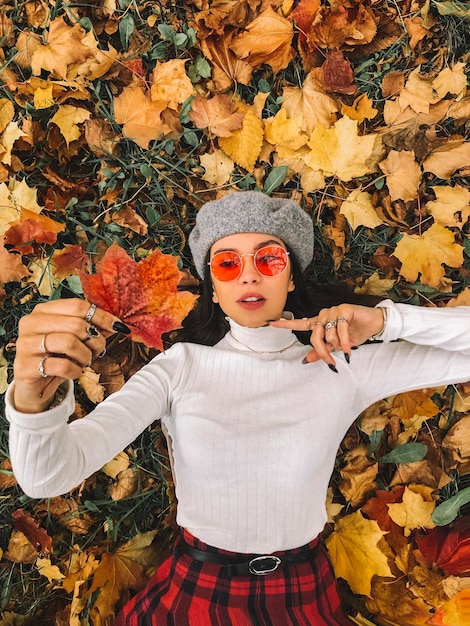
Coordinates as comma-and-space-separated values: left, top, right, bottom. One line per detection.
80, 242, 197, 350
52, 245, 90, 279
11, 508, 53, 554
4, 208, 65, 254
229, 7, 295, 74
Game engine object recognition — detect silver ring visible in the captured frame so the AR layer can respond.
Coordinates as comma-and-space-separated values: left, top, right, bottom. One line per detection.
85, 325, 100, 341
39, 335, 48, 353
325, 320, 337, 332
98, 347, 106, 358
84, 303, 97, 323
38, 355, 49, 378
312, 322, 324, 326
337, 317, 348, 323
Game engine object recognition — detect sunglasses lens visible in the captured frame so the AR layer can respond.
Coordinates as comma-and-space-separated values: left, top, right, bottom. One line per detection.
210, 251, 242, 281
255, 246, 288, 276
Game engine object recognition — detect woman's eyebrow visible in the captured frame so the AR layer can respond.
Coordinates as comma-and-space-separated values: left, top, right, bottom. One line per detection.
212, 240, 284, 255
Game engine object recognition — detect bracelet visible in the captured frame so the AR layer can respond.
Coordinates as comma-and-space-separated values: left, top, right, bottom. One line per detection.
369, 307, 387, 341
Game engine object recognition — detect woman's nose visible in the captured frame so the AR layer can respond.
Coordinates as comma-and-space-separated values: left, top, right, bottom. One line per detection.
238, 254, 260, 282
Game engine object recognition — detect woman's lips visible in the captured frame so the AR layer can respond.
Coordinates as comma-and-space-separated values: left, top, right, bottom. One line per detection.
237, 293, 266, 310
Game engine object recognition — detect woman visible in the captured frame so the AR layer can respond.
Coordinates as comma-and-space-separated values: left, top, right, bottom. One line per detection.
6, 191, 470, 625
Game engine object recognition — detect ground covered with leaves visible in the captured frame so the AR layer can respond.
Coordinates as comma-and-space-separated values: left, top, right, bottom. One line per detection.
1, 0, 470, 624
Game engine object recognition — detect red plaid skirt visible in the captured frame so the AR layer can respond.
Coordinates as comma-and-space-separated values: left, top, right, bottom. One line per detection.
115, 530, 354, 625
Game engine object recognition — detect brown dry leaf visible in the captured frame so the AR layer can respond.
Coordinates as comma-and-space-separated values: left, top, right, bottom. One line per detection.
112, 205, 148, 235
78, 367, 105, 404
366, 576, 435, 626
340, 189, 384, 230
50, 105, 91, 146
339, 445, 378, 507
113, 84, 171, 149
84, 117, 120, 157
109, 468, 138, 500
5, 530, 38, 564
326, 510, 393, 597
0, 458, 17, 489
423, 139, 470, 179
229, 7, 295, 73
281, 72, 339, 135
188, 94, 245, 138
52, 245, 90, 279
218, 107, 264, 172
317, 50, 356, 96
426, 186, 470, 228
433, 62, 467, 101
0, 121, 27, 165
305, 116, 382, 182
392, 223, 464, 289
442, 415, 470, 470
150, 59, 195, 108
387, 485, 436, 537
28, 17, 92, 79
0, 98, 14, 134
404, 16, 430, 49
378, 150, 422, 203
200, 33, 254, 91
354, 273, 396, 298
42, 496, 93, 536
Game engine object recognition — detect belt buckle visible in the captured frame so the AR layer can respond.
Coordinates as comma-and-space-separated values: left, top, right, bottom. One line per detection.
248, 555, 281, 575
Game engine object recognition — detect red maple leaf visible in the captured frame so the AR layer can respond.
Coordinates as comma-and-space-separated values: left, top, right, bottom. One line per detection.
12, 509, 53, 554
80, 243, 198, 350
416, 517, 470, 575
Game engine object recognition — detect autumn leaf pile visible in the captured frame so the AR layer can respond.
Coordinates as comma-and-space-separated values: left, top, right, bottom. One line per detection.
1, 0, 470, 623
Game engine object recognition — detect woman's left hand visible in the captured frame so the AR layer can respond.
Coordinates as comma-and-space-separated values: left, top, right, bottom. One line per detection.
270, 304, 386, 368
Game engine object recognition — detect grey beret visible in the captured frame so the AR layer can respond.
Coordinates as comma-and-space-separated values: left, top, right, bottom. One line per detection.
189, 191, 314, 278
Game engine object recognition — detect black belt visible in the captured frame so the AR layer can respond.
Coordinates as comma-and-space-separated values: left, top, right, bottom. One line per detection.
181, 539, 318, 576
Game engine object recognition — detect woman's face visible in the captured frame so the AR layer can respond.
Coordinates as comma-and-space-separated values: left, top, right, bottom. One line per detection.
209, 233, 295, 327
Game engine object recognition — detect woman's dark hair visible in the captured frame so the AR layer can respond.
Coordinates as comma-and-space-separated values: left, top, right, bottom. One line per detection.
168, 247, 317, 347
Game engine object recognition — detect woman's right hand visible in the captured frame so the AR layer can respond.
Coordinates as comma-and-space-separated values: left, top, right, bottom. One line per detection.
12, 299, 129, 413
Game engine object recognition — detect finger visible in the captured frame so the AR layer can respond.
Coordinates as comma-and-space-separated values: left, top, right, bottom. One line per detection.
269, 317, 317, 332
19, 332, 102, 366
31, 299, 129, 336
336, 317, 353, 360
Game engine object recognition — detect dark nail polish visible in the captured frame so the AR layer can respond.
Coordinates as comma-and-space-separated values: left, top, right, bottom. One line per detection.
351, 345, 359, 350
328, 363, 338, 373
113, 321, 131, 334
344, 352, 350, 364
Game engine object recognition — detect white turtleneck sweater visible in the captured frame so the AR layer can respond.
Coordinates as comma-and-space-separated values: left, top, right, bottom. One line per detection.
6, 301, 470, 553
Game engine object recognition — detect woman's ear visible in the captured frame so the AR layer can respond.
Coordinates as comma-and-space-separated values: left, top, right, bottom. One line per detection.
288, 275, 295, 293
212, 285, 219, 303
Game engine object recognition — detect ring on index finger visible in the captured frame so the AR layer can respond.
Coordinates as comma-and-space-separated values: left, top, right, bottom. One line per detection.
325, 320, 337, 332
39, 334, 48, 353
84, 325, 100, 341
84, 303, 97, 323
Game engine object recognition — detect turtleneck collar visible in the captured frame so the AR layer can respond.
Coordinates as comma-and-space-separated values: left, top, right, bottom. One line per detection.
225, 313, 298, 353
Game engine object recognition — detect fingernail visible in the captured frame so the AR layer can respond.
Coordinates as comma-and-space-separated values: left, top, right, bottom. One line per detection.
328, 363, 338, 373
351, 346, 359, 350
302, 356, 309, 364
113, 321, 131, 334
344, 352, 350, 364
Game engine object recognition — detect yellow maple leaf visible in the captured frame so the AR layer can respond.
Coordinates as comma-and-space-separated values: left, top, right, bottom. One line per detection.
326, 510, 393, 597
83, 530, 159, 620
28, 257, 58, 296
63, 546, 99, 594
1, 121, 27, 165
219, 109, 264, 172
432, 62, 467, 101
51, 105, 91, 146
264, 108, 308, 152
340, 189, 384, 230
342, 93, 378, 123
426, 185, 470, 228
281, 72, 339, 135
229, 7, 295, 74
304, 116, 382, 182
354, 273, 396, 298
0, 179, 42, 235
387, 485, 436, 537
200, 150, 234, 186
36, 556, 65, 583
113, 84, 171, 149
379, 150, 422, 202
398, 67, 440, 114
29, 17, 92, 79
33, 83, 54, 109
101, 451, 130, 479
151, 59, 195, 108
0, 98, 14, 134
423, 139, 470, 179
393, 223, 464, 288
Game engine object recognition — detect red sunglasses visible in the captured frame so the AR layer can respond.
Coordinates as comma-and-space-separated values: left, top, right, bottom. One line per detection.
209, 245, 290, 281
